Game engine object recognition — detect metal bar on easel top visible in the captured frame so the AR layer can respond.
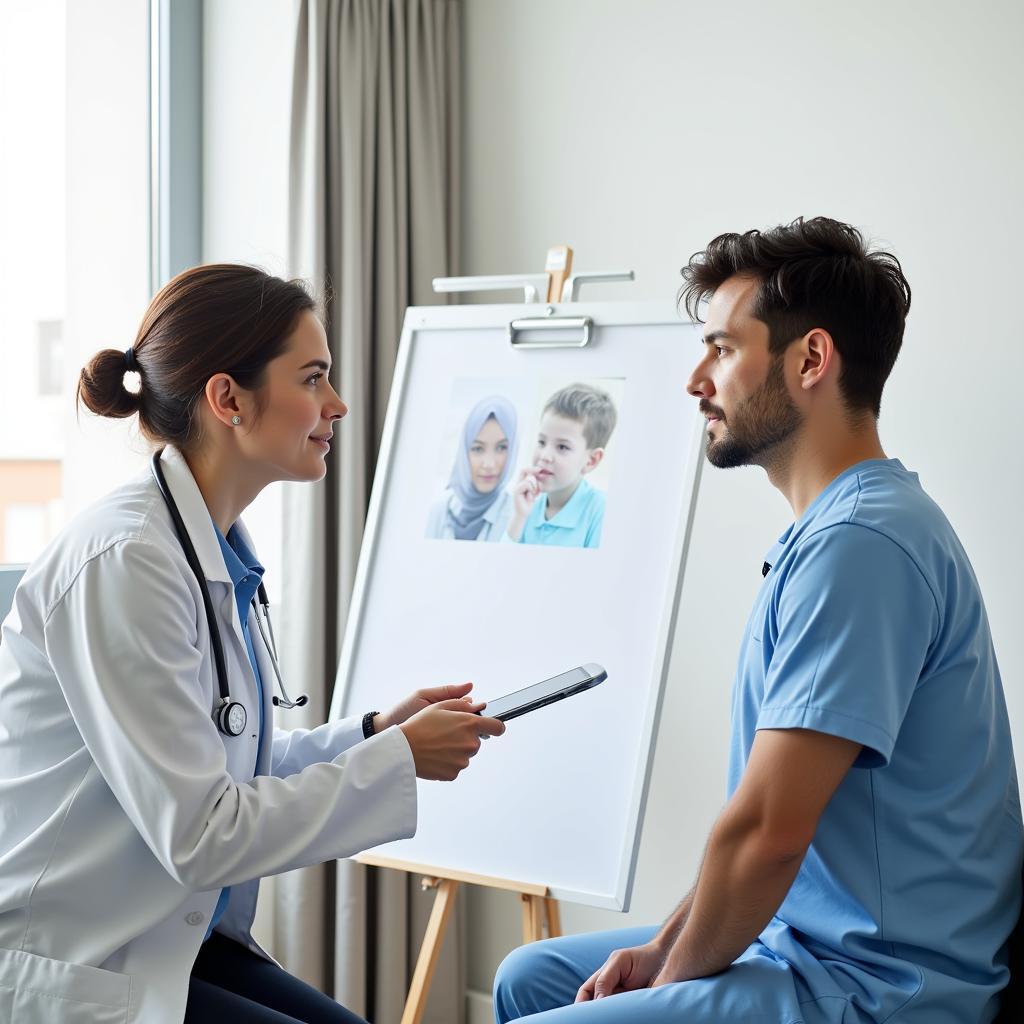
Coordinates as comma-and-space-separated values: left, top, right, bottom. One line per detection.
433, 250, 635, 305
561, 270, 635, 302
431, 274, 550, 303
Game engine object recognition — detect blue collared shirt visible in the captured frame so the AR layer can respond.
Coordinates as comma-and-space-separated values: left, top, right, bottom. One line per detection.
512, 478, 606, 549
206, 520, 266, 939
730, 458, 1022, 1021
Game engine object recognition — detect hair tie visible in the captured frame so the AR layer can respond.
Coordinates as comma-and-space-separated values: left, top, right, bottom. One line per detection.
123, 348, 139, 373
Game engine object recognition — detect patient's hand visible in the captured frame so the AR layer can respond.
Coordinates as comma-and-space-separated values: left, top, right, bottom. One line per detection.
575, 942, 666, 1002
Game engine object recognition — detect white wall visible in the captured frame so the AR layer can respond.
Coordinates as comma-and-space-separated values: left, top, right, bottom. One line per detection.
461, 0, 1024, 1003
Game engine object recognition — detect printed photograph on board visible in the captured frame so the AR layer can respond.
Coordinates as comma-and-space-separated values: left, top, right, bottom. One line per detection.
425, 376, 624, 549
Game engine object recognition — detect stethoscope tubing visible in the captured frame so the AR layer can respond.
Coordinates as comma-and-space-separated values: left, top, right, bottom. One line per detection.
253, 595, 307, 710
150, 449, 306, 735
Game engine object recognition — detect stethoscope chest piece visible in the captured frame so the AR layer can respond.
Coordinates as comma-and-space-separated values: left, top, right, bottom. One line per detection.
216, 700, 247, 737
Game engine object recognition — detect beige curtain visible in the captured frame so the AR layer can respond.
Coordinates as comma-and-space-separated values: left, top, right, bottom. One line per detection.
281, 1, 462, 1022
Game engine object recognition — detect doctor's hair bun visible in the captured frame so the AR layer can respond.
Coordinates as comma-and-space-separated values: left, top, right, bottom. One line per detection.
75, 264, 318, 450
77, 347, 143, 419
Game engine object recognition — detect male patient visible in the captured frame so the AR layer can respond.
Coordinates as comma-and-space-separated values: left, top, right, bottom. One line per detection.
494, 217, 1023, 1023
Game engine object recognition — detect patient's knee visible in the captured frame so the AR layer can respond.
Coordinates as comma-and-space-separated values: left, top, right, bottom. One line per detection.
493, 940, 559, 1022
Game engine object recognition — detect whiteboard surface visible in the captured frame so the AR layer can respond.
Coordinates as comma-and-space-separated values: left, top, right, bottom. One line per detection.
331, 303, 704, 910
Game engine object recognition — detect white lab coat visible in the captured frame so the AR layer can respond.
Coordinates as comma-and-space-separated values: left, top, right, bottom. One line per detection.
0, 446, 417, 1023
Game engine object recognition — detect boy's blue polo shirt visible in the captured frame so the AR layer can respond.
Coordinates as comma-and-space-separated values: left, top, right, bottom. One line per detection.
730, 458, 1022, 1022
206, 521, 266, 940
517, 478, 605, 548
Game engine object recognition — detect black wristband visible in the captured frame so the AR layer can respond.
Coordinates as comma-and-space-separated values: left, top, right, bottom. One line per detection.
362, 711, 379, 739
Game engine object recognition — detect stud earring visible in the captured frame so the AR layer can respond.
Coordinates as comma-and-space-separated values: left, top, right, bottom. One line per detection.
231, 415, 241, 426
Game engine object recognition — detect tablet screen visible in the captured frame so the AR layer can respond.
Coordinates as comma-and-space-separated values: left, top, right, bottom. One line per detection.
483, 666, 593, 719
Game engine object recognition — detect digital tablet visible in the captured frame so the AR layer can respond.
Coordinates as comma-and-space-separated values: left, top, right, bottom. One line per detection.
482, 663, 608, 722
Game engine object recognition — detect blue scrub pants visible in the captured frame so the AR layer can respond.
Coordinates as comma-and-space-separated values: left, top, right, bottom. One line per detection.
185, 933, 365, 1023
494, 925, 847, 1024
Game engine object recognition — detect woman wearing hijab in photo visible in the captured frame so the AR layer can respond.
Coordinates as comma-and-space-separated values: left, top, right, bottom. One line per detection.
426, 395, 519, 541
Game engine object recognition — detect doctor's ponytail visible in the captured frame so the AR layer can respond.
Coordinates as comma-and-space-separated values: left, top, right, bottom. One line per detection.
76, 264, 317, 450
77, 347, 143, 420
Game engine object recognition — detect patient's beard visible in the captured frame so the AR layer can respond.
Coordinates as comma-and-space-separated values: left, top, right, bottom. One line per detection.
705, 357, 801, 471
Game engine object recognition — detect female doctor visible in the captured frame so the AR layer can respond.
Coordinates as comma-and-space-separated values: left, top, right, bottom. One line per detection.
0, 264, 505, 1024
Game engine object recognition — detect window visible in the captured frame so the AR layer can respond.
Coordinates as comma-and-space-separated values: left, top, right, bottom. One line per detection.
1, 0, 151, 566
37, 320, 64, 397
0, 0, 65, 564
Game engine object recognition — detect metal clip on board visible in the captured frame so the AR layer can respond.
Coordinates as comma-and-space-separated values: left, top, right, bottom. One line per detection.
508, 312, 592, 348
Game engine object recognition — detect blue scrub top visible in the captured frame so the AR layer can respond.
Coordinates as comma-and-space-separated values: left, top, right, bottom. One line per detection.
206, 521, 266, 939
731, 458, 1022, 1021
516, 478, 606, 548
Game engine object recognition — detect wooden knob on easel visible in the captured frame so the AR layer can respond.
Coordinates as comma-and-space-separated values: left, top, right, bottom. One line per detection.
545, 245, 573, 304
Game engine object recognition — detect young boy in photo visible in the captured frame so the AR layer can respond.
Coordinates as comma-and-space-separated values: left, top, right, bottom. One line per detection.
504, 383, 617, 549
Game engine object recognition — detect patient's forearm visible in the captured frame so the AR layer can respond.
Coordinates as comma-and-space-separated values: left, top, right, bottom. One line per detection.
657, 813, 805, 983
654, 888, 695, 951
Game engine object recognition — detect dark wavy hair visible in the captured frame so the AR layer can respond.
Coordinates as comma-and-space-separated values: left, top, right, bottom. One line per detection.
77, 264, 317, 450
679, 217, 911, 418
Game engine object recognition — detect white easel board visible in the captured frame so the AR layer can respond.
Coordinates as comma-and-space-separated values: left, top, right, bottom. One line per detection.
329, 302, 704, 911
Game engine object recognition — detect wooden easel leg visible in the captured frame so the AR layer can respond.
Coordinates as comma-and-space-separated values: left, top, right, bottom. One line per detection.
543, 897, 562, 938
531, 896, 544, 942
520, 893, 545, 944
521, 894, 562, 943
520, 893, 533, 944
401, 878, 459, 1024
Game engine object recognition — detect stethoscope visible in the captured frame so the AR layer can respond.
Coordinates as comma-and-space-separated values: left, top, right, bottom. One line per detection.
150, 449, 308, 737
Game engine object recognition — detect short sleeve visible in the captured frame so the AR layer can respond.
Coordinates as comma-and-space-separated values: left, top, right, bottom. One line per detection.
758, 524, 939, 768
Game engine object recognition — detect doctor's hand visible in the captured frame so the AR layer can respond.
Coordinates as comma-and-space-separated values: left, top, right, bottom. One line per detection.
399, 699, 505, 781
376, 681, 477, 731
575, 941, 666, 1003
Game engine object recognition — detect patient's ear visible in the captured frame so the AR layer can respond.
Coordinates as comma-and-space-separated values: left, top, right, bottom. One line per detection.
582, 448, 604, 475
797, 328, 835, 393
